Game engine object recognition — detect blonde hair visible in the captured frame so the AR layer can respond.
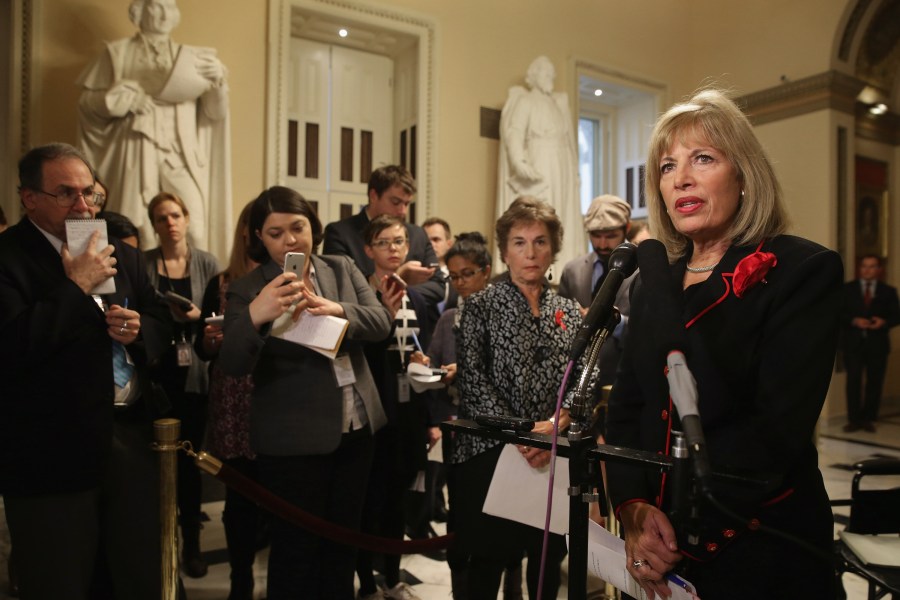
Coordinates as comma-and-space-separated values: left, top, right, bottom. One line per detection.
224, 200, 255, 281
645, 87, 788, 260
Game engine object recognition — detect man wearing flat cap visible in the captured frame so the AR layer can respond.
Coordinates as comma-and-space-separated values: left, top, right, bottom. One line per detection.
558, 194, 632, 386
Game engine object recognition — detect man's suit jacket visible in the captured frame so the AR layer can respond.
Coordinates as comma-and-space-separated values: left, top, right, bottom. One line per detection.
218, 254, 391, 456
323, 208, 445, 307
0, 218, 168, 495
557, 250, 632, 315
840, 279, 900, 355
606, 235, 842, 562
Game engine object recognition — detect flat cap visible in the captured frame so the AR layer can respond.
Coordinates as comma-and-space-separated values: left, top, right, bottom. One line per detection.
584, 195, 630, 231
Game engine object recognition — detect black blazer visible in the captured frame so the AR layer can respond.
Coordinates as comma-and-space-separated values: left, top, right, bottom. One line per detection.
606, 235, 842, 562
0, 218, 168, 495
323, 208, 446, 309
840, 279, 900, 355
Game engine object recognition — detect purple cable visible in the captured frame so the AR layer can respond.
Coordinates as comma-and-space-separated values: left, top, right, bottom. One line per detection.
536, 358, 575, 600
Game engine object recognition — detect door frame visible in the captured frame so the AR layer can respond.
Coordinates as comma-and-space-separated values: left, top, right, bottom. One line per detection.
265, 0, 439, 221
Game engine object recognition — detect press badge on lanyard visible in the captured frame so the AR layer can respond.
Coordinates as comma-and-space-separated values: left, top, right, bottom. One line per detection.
397, 374, 410, 403
176, 333, 192, 367
332, 353, 356, 387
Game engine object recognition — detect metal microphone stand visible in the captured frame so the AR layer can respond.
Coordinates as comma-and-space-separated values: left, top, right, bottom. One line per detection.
442, 312, 768, 599
444, 310, 676, 600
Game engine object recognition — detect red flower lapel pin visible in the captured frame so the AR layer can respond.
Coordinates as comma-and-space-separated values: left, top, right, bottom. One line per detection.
732, 249, 777, 298
555, 309, 567, 330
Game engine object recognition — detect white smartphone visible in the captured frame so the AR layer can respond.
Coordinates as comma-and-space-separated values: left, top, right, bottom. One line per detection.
283, 252, 306, 278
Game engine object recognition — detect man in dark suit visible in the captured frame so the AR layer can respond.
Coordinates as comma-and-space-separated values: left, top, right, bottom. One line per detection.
323, 165, 446, 311
0, 143, 169, 599
841, 254, 900, 432
557, 194, 632, 387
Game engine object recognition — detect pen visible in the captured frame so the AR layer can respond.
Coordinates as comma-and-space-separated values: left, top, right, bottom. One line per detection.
665, 573, 693, 592
410, 330, 424, 354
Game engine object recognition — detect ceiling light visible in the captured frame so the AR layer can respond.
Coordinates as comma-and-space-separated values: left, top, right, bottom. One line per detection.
338, 28, 348, 38
869, 103, 887, 115
593, 89, 603, 97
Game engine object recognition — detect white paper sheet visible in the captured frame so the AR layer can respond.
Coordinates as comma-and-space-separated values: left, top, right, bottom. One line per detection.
482, 443, 570, 535
65, 219, 115, 294
586, 520, 698, 600
271, 310, 348, 359
407, 361, 446, 392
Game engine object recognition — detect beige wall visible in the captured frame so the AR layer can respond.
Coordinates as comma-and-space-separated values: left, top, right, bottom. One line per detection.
30, 0, 267, 216
24, 0, 900, 412
32, 0, 852, 237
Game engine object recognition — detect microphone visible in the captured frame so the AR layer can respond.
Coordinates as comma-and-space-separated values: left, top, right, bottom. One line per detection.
637, 239, 712, 494
568, 242, 637, 362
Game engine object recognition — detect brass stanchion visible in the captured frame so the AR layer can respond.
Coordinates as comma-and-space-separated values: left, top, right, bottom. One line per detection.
153, 418, 180, 600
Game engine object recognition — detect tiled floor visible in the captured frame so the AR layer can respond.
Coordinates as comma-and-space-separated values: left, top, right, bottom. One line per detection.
1, 410, 897, 599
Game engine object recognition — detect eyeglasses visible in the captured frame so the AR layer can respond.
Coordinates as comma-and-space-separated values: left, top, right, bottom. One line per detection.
448, 268, 484, 283
370, 238, 408, 250
36, 187, 105, 208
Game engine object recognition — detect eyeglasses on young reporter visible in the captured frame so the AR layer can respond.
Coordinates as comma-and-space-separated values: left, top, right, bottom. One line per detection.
370, 238, 408, 250
448, 268, 484, 283
34, 187, 105, 208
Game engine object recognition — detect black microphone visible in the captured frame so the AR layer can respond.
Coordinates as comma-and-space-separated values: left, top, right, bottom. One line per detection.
637, 239, 712, 494
568, 242, 637, 362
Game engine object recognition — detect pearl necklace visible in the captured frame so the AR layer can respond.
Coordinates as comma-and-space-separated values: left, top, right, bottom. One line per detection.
685, 263, 718, 273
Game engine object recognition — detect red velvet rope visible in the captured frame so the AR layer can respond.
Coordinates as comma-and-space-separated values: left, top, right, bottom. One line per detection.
212, 459, 454, 554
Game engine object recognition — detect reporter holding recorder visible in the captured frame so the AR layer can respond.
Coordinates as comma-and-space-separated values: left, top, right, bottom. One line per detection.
217, 187, 391, 599
605, 88, 841, 599
144, 191, 220, 577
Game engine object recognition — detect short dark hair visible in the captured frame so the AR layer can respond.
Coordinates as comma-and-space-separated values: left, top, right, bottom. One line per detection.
859, 254, 883, 267
445, 231, 491, 270
495, 196, 563, 260
18, 143, 93, 192
247, 186, 323, 263
98, 211, 141, 246
363, 214, 406, 246
367, 165, 416, 197
423, 217, 451, 238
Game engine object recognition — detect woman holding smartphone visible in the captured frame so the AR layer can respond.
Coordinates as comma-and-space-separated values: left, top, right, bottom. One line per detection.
145, 191, 220, 578
218, 187, 391, 600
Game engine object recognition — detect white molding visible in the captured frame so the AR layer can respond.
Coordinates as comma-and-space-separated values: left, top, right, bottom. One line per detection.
265, 0, 439, 221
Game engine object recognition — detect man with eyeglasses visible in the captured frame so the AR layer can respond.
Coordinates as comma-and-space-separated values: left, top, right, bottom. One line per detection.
323, 165, 447, 318
0, 143, 170, 599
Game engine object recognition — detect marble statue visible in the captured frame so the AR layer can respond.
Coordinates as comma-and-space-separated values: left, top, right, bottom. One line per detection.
497, 56, 582, 268
77, 0, 232, 259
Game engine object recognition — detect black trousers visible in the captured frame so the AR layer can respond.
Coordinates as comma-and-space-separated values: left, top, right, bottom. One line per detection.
448, 445, 567, 600
257, 428, 374, 600
844, 343, 888, 423
4, 416, 161, 600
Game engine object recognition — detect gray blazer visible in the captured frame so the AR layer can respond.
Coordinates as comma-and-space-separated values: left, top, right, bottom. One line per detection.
558, 251, 633, 317
218, 254, 391, 456
144, 246, 221, 394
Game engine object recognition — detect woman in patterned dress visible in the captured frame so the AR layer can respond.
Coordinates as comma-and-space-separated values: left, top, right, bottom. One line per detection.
450, 197, 594, 600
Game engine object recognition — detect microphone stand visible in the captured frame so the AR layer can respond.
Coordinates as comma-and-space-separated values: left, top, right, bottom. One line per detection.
563, 310, 619, 598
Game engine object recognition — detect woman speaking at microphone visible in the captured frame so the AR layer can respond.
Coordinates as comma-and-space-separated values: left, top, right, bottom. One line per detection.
450, 196, 600, 600
605, 88, 841, 599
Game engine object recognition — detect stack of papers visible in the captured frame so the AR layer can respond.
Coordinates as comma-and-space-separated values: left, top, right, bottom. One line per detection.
65, 219, 115, 294
271, 310, 348, 359
406, 362, 446, 393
